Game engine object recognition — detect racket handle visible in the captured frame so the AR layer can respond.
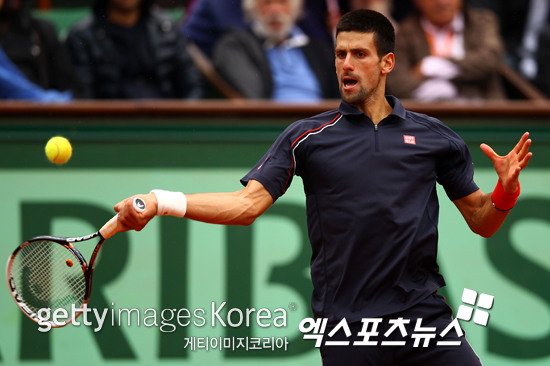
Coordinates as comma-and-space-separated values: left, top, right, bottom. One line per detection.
99, 214, 119, 239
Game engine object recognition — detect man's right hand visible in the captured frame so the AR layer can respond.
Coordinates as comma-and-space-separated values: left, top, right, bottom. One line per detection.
114, 192, 158, 232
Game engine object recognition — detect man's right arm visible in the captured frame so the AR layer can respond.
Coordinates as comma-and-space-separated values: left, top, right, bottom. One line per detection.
114, 179, 274, 232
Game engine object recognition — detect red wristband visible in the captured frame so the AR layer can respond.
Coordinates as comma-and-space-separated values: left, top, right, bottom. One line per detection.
491, 180, 520, 211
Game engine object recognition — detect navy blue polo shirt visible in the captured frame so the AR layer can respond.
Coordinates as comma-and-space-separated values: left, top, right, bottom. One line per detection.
241, 96, 479, 324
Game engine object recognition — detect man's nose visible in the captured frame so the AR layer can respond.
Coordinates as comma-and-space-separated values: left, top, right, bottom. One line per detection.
342, 54, 354, 71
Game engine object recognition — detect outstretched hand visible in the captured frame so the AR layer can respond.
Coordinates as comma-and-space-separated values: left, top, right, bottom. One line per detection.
480, 132, 532, 194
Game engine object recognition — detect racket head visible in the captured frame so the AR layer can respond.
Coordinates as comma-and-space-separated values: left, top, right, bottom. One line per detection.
6, 236, 91, 328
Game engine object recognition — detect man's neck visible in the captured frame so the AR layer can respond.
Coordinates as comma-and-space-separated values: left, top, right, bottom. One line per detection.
354, 92, 393, 125
107, 7, 141, 28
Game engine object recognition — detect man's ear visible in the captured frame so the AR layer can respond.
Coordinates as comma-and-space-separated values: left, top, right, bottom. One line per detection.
380, 53, 395, 75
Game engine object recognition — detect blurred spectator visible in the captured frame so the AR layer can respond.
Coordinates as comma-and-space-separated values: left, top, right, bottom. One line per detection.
537, 24, 550, 97
469, 1, 537, 72
0, 45, 72, 100
0, 0, 70, 101
212, 0, 339, 101
387, 0, 506, 101
66, 0, 203, 99
182, 0, 244, 58
182, 0, 334, 57
349, 0, 415, 23
349, 0, 395, 23
471, 0, 550, 96
0, 0, 72, 92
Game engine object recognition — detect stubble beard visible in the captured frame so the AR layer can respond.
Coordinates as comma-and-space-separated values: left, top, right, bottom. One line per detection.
341, 85, 368, 106
340, 76, 381, 107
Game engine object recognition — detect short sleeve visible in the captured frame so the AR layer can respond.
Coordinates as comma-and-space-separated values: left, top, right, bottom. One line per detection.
436, 135, 479, 201
240, 123, 299, 202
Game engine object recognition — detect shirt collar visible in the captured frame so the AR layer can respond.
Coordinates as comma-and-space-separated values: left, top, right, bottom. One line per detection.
338, 95, 407, 121
420, 12, 465, 35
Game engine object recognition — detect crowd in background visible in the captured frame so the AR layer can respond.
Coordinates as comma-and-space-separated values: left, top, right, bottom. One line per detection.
0, 0, 548, 102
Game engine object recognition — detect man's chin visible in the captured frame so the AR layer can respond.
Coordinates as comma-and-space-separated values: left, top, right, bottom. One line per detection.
340, 89, 366, 105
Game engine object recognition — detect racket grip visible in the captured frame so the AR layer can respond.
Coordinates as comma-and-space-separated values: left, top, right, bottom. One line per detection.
99, 214, 119, 239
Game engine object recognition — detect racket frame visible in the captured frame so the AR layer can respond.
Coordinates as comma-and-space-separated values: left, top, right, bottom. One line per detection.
6, 231, 106, 328
7, 198, 141, 328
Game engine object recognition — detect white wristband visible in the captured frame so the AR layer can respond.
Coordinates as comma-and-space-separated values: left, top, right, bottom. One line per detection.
150, 190, 187, 217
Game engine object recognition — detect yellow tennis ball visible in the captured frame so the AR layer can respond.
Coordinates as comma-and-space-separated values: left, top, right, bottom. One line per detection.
45, 136, 72, 164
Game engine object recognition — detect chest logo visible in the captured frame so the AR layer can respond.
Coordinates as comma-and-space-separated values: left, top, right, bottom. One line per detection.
403, 135, 416, 145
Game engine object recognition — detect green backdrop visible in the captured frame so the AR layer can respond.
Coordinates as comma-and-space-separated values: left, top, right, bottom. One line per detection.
0, 118, 549, 365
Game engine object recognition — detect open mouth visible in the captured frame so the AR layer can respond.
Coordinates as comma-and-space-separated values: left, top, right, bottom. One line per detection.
342, 77, 358, 90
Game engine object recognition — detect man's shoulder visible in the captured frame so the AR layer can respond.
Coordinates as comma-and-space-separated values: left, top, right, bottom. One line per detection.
281, 109, 343, 140
404, 109, 465, 144
295, 109, 342, 126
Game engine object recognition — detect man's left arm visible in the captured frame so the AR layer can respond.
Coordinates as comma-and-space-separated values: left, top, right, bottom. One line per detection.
453, 132, 532, 238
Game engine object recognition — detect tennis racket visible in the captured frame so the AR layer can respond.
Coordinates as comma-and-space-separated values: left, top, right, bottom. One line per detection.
6, 197, 146, 328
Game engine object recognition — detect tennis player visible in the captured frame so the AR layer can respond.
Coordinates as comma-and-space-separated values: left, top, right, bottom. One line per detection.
115, 9, 532, 365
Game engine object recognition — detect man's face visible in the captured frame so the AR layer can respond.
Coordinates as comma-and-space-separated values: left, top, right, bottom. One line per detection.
109, 0, 141, 12
255, 0, 296, 39
414, 0, 462, 27
335, 31, 390, 106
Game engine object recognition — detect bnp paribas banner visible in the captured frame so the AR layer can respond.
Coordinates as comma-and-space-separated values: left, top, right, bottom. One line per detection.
0, 136, 549, 366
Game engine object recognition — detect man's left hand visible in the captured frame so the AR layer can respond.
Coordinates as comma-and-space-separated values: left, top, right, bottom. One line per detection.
480, 132, 533, 194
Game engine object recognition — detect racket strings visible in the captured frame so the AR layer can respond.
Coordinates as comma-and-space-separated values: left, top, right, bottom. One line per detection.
12, 240, 86, 316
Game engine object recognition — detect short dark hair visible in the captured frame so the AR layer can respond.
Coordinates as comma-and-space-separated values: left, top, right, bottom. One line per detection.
336, 9, 395, 58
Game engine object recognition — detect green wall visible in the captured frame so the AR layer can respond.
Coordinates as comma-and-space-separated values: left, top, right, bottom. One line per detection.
1, 119, 549, 365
